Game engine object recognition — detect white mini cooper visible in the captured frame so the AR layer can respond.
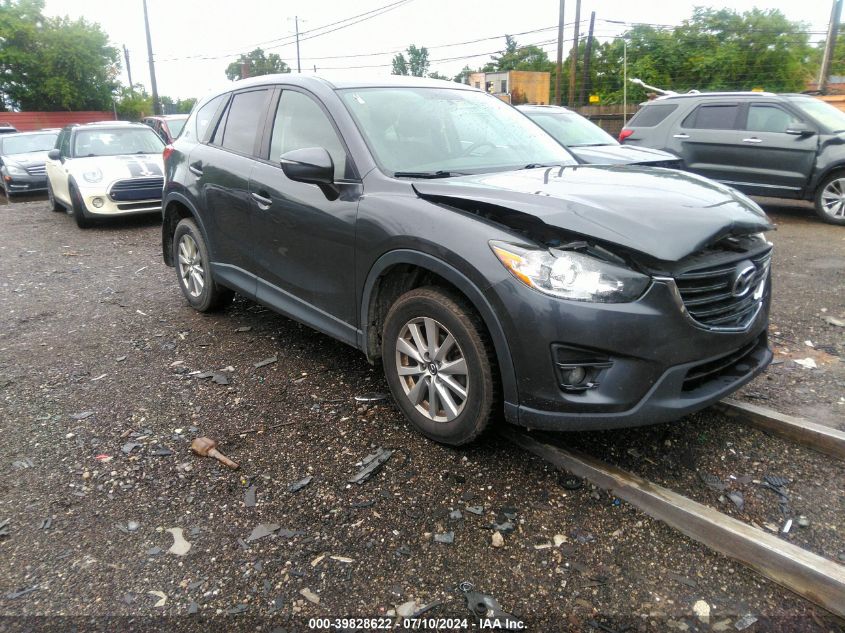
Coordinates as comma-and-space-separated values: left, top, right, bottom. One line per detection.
46, 122, 165, 228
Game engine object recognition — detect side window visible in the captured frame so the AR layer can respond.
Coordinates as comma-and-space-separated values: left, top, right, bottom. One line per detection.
60, 131, 72, 157
270, 90, 348, 180
626, 104, 678, 127
194, 94, 227, 143
745, 104, 799, 133
682, 104, 741, 130
54, 130, 65, 152
217, 89, 271, 155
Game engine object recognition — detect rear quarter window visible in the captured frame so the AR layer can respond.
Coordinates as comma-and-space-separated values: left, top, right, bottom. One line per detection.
682, 104, 741, 130
627, 104, 678, 127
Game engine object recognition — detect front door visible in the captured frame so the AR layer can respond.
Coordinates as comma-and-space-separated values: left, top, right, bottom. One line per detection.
248, 88, 361, 345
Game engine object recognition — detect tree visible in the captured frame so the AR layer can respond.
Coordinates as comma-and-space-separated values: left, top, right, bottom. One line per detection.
225, 48, 290, 81
391, 45, 429, 77
486, 35, 552, 72
0, 0, 119, 111
453, 65, 474, 84
427, 71, 449, 81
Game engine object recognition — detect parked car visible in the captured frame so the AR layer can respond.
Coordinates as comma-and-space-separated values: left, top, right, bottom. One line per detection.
143, 115, 189, 143
0, 130, 59, 197
0, 123, 18, 135
45, 122, 165, 228
518, 104, 681, 167
619, 92, 845, 225
162, 75, 772, 445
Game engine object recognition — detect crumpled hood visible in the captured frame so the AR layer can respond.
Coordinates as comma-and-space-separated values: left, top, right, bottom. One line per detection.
413, 164, 773, 261
570, 144, 679, 166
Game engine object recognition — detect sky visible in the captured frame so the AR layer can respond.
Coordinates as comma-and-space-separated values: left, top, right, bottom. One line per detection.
42, 0, 834, 101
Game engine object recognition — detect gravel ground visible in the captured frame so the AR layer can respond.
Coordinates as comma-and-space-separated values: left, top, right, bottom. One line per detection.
0, 196, 843, 632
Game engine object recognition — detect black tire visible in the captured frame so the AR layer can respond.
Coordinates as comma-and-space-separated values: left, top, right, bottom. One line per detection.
172, 217, 234, 312
814, 171, 845, 226
382, 286, 498, 446
69, 182, 92, 228
47, 179, 64, 212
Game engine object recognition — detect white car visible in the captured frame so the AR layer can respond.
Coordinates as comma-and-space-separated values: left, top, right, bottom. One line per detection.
45, 122, 165, 228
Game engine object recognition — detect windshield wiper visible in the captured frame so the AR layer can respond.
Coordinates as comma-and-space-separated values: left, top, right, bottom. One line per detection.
522, 163, 565, 169
393, 170, 458, 179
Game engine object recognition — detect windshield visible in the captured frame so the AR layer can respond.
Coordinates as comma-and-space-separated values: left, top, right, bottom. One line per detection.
338, 87, 575, 174
73, 128, 164, 157
790, 97, 845, 131
1, 133, 58, 155
524, 110, 617, 147
167, 118, 186, 137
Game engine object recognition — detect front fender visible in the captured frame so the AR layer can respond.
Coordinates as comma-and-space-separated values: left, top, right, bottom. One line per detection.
359, 248, 518, 411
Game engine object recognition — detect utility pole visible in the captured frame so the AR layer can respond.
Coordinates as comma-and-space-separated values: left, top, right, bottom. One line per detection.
142, 0, 161, 115
568, 0, 581, 107
818, 0, 843, 93
123, 45, 134, 90
555, 0, 565, 106
579, 11, 595, 105
295, 16, 302, 73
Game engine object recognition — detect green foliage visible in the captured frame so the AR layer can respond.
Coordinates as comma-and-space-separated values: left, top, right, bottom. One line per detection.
453, 65, 474, 84
485, 35, 552, 72
427, 71, 449, 81
391, 45, 429, 77
115, 84, 152, 120
160, 95, 196, 114
0, 0, 119, 111
225, 48, 290, 81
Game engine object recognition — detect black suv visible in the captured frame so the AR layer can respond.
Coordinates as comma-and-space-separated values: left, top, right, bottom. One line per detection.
162, 75, 773, 445
619, 92, 845, 225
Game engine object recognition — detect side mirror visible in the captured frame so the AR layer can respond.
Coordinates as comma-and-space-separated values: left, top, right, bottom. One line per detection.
785, 123, 814, 136
47, 149, 61, 160
280, 147, 338, 200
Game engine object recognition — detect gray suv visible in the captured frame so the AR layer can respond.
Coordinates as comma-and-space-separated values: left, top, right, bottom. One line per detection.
619, 92, 845, 225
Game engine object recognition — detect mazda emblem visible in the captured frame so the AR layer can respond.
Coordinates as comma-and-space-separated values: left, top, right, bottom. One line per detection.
731, 263, 757, 298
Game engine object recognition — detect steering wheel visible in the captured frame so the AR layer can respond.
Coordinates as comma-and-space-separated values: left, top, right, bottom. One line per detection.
462, 141, 498, 157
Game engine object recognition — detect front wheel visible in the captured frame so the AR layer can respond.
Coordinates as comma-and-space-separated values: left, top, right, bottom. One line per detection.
69, 183, 92, 228
382, 286, 498, 446
814, 171, 845, 225
47, 179, 64, 212
172, 218, 233, 312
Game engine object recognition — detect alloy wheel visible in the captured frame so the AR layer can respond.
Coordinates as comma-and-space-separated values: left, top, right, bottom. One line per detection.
394, 317, 469, 423
820, 178, 845, 220
177, 234, 205, 298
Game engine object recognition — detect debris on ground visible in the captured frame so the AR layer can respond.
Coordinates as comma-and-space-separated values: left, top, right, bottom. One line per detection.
12, 458, 34, 470
70, 411, 94, 420
822, 315, 845, 327
40, 518, 51, 530
460, 582, 519, 626
253, 355, 278, 368
491, 531, 504, 548
246, 523, 280, 542
734, 613, 758, 630
127, 520, 140, 532
121, 441, 142, 455
299, 588, 320, 604
699, 472, 725, 492
693, 600, 711, 622
349, 448, 394, 485
166, 527, 191, 556
727, 491, 745, 512
434, 531, 454, 544
5, 585, 38, 599
190, 437, 239, 469
150, 446, 173, 457
354, 392, 388, 404
235, 326, 252, 332
465, 506, 484, 515
244, 485, 256, 507
188, 601, 199, 614
148, 590, 167, 607
559, 474, 584, 490
797, 515, 810, 527
226, 604, 247, 615
288, 476, 313, 493
793, 357, 817, 369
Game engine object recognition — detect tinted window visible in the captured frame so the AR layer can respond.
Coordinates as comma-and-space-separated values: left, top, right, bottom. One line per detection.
194, 94, 226, 143
683, 104, 740, 130
219, 89, 270, 155
745, 104, 798, 133
270, 90, 348, 180
628, 103, 678, 127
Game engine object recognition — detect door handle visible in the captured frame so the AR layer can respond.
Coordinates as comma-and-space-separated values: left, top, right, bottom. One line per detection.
673, 133, 690, 139
189, 161, 203, 176
742, 138, 763, 143
251, 191, 272, 208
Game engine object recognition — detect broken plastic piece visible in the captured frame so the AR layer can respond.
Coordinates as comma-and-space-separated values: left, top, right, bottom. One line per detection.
244, 485, 256, 507
434, 531, 454, 544
734, 613, 758, 630
288, 476, 312, 493
354, 392, 388, 403
167, 527, 192, 556
254, 355, 278, 368
349, 448, 394, 485
727, 491, 745, 512
460, 582, 520, 626
190, 437, 239, 469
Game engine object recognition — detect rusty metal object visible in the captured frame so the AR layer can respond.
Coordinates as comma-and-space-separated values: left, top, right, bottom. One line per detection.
190, 437, 239, 469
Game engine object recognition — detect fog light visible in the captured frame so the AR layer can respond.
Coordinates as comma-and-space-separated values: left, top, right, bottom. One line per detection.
563, 366, 587, 386
92, 197, 104, 208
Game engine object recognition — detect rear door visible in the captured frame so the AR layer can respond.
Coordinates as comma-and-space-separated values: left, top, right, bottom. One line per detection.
188, 88, 272, 293
669, 101, 746, 183
247, 87, 362, 344
727, 102, 818, 195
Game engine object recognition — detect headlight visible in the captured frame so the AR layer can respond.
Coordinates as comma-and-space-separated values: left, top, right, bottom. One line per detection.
5, 163, 27, 176
82, 167, 103, 183
490, 240, 650, 303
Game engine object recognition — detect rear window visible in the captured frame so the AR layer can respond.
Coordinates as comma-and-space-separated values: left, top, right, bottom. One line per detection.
627, 104, 678, 127
682, 104, 741, 130
217, 89, 271, 155
193, 94, 227, 143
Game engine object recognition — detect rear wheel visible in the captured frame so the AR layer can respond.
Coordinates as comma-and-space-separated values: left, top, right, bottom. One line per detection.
814, 171, 845, 225
47, 179, 64, 212
69, 183, 92, 228
173, 217, 233, 312
382, 286, 498, 446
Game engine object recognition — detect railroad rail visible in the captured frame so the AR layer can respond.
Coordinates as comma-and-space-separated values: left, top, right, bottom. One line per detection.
500, 408, 845, 619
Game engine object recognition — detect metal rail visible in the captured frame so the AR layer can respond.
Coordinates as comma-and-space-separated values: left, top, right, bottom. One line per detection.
500, 426, 845, 619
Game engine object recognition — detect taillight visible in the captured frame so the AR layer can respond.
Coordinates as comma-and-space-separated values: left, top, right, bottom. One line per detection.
618, 129, 633, 143
162, 144, 174, 164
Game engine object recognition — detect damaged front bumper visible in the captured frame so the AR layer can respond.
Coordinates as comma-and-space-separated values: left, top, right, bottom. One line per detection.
488, 276, 772, 431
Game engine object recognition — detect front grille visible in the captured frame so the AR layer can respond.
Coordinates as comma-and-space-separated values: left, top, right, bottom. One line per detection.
682, 333, 765, 391
25, 165, 45, 176
675, 248, 771, 330
109, 177, 164, 201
